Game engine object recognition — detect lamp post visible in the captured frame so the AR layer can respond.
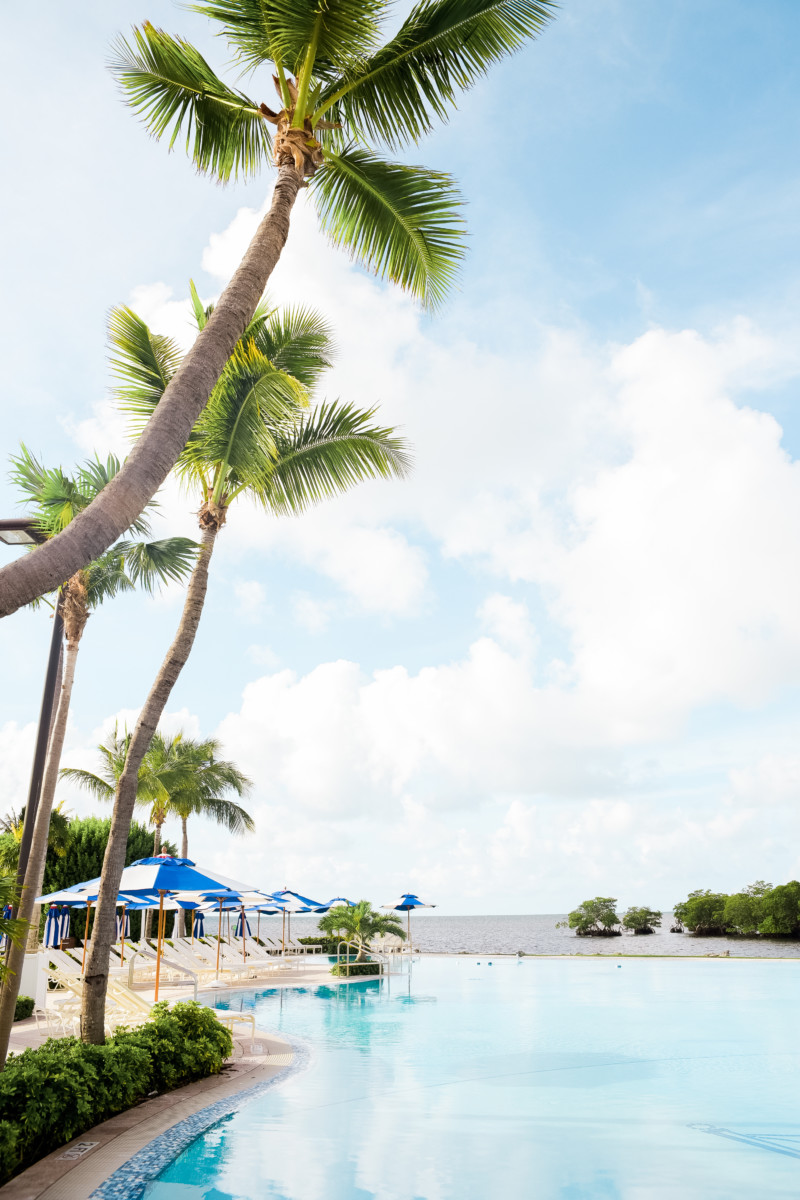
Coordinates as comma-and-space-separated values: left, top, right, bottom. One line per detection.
0, 519, 62, 917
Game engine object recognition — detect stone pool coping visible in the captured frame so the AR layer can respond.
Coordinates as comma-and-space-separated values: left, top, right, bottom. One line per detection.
2, 1025, 300, 1200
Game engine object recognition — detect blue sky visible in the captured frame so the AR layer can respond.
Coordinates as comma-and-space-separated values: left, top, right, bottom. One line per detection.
1, 1, 800, 912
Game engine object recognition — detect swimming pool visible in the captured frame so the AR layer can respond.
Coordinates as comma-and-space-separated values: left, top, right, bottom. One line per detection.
141, 957, 798, 1199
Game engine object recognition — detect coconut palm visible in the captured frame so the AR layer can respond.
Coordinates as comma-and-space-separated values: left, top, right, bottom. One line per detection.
318, 900, 406, 961
0, 802, 70, 875
154, 735, 253, 935
0, 0, 555, 618
64, 729, 252, 937
0, 459, 197, 1066
81, 301, 410, 1040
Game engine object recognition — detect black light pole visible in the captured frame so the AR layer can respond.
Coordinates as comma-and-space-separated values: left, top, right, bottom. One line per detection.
0, 519, 61, 916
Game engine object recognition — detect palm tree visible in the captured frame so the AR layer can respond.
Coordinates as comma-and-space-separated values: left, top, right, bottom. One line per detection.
64, 729, 252, 937
0, 802, 70, 875
0, 460, 196, 1067
0, 0, 555, 618
153, 735, 253, 936
81, 301, 410, 1040
318, 900, 406, 961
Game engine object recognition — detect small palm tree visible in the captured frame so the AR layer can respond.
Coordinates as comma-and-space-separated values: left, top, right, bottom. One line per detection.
0, 0, 555, 618
319, 900, 406, 961
64, 729, 252, 937
82, 301, 409, 1040
0, 802, 70, 875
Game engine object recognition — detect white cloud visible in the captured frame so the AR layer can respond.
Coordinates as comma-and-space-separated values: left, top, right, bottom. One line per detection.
233, 579, 268, 623
292, 591, 333, 634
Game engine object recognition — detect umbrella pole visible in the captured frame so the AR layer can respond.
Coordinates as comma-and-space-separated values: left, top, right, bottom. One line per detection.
281, 909, 286, 957
81, 901, 92, 975
215, 898, 223, 978
154, 890, 165, 1002
408, 910, 411, 957
120, 904, 127, 965
191, 908, 194, 946
241, 905, 246, 963
257, 912, 261, 945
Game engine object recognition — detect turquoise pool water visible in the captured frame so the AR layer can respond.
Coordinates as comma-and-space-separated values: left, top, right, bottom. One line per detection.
145, 958, 799, 1199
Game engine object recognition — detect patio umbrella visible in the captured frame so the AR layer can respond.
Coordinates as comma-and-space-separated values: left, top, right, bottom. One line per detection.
115, 909, 131, 941
43, 905, 62, 948
39, 856, 255, 997
235, 911, 252, 938
270, 890, 324, 953
59, 906, 71, 946
382, 893, 436, 956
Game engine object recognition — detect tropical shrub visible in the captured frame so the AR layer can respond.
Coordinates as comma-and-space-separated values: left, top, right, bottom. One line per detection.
13, 997, 33, 1023
318, 901, 406, 961
330, 962, 381, 977
565, 898, 621, 936
621, 907, 662, 934
0, 1002, 231, 1184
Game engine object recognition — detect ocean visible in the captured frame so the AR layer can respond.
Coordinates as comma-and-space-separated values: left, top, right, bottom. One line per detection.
229, 911, 800, 957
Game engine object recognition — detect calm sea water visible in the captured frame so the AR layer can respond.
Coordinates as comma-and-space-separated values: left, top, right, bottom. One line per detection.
223, 912, 800, 957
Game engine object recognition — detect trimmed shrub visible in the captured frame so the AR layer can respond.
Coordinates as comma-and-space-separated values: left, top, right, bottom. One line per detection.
299, 936, 341, 954
330, 961, 380, 976
0, 1001, 232, 1185
13, 997, 34, 1022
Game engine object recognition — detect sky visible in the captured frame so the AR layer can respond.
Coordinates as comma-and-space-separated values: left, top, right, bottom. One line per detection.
1, 0, 800, 913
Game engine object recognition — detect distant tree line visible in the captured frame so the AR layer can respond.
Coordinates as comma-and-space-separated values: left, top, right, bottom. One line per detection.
558, 898, 663, 937
673, 881, 800, 938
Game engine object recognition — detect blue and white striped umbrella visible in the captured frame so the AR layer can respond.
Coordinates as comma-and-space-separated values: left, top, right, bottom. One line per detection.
191, 910, 205, 937
115, 910, 131, 940
234, 911, 252, 938
0, 905, 10, 950
44, 906, 62, 947
59, 907, 71, 943
381, 893, 436, 954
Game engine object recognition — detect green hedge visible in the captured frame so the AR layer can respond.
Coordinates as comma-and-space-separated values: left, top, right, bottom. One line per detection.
330, 961, 380, 976
298, 936, 341, 954
13, 997, 34, 1023
0, 1001, 232, 1185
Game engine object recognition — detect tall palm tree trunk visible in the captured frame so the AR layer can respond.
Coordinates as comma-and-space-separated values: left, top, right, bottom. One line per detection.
0, 166, 302, 619
174, 816, 190, 937
0, 633, 79, 1066
81, 526, 219, 1041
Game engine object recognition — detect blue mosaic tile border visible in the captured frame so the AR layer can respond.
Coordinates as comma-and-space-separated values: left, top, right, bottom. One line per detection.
89, 1032, 311, 1200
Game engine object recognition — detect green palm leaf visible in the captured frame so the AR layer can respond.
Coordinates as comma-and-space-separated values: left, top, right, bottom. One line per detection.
267, 400, 411, 514
312, 147, 464, 308
58, 768, 115, 802
250, 305, 335, 390
192, 0, 385, 79
180, 342, 308, 498
111, 22, 272, 181
317, 0, 556, 147
116, 537, 200, 594
109, 306, 183, 433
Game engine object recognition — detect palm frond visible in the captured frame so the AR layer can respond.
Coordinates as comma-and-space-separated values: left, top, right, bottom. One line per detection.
180, 342, 308, 497
111, 23, 272, 182
109, 306, 184, 434
84, 548, 135, 608
267, 400, 411, 514
59, 768, 115, 801
317, 0, 556, 147
312, 147, 464, 308
117, 537, 200, 595
250, 305, 335, 390
192, 0, 385, 78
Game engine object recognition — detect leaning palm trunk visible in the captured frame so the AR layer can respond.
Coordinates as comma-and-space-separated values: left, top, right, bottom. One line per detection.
81, 525, 220, 1041
0, 166, 302, 619
0, 623, 80, 1066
